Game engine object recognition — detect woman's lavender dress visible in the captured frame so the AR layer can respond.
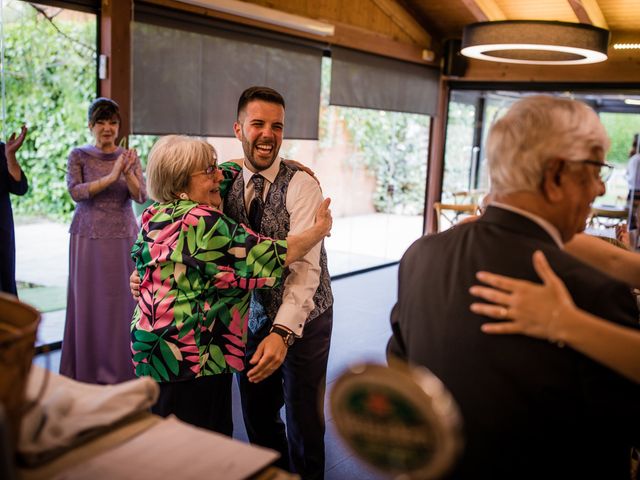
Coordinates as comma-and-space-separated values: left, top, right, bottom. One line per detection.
60, 145, 146, 384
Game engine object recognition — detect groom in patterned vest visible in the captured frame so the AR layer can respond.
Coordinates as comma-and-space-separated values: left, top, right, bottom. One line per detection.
224, 86, 333, 480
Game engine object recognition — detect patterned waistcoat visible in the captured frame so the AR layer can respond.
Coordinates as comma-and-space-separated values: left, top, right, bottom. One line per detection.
224, 161, 333, 325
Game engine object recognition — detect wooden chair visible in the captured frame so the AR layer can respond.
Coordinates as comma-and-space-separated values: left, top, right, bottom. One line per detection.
445, 190, 487, 205
449, 191, 471, 204
434, 202, 479, 232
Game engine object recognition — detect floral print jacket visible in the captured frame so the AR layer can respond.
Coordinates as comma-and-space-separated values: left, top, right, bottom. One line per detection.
130, 163, 287, 382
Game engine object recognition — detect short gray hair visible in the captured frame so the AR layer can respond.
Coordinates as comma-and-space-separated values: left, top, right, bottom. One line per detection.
146, 135, 216, 203
487, 95, 610, 195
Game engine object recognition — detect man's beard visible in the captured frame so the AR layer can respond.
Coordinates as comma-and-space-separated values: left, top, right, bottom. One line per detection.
242, 135, 279, 171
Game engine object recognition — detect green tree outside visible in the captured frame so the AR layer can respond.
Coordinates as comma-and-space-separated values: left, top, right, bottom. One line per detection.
2, 2, 97, 221
600, 112, 640, 165
318, 57, 429, 216
338, 107, 429, 215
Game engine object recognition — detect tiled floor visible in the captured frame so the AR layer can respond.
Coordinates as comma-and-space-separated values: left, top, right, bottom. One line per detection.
324, 266, 396, 480
18, 215, 418, 349
33, 265, 398, 479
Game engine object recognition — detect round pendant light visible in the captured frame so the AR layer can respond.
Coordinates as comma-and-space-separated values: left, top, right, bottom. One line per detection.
461, 20, 609, 65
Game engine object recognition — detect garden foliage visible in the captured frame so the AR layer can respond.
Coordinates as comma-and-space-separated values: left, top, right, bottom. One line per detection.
2, 3, 96, 220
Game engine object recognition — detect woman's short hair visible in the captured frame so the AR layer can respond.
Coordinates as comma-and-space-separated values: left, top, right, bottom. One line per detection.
88, 97, 121, 125
146, 135, 216, 203
487, 95, 610, 195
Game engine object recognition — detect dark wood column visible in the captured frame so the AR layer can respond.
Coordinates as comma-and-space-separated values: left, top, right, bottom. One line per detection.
424, 77, 449, 234
100, 0, 133, 138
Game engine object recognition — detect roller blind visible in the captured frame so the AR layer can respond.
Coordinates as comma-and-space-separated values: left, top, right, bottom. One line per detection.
30, 0, 99, 13
132, 5, 324, 139
330, 46, 439, 116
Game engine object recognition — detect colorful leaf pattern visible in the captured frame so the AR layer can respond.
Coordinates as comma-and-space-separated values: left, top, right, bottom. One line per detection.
130, 163, 287, 382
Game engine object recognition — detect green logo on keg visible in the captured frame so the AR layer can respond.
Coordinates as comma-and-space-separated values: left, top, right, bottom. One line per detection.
340, 386, 435, 471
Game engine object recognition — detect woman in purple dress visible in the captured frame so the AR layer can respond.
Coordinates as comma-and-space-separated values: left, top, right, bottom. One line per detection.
60, 98, 147, 384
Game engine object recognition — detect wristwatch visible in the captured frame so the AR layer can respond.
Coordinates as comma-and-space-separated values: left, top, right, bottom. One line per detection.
270, 325, 295, 347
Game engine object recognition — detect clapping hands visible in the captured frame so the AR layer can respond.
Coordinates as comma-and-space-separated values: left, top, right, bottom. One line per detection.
123, 149, 140, 176
111, 149, 140, 180
5, 125, 28, 158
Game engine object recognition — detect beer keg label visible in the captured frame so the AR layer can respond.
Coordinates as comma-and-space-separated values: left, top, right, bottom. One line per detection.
338, 387, 435, 470
330, 363, 463, 479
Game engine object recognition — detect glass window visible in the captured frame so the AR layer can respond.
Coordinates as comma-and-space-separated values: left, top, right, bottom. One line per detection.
273, 57, 430, 275
441, 88, 640, 234
2, 1, 97, 347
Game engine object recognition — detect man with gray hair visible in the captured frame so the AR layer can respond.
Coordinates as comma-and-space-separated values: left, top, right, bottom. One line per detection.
388, 95, 640, 478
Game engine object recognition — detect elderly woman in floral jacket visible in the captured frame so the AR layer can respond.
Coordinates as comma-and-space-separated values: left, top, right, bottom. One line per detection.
131, 135, 331, 435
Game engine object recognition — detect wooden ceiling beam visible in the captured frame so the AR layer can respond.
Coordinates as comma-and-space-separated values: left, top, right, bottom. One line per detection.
394, 0, 445, 51
332, 20, 436, 65
369, 0, 432, 47
461, 0, 506, 22
100, 0, 132, 137
567, 0, 609, 29
567, 0, 593, 23
144, 0, 437, 65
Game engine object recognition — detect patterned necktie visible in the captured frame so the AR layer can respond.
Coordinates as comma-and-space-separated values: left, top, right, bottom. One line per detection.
248, 174, 265, 231
247, 174, 269, 333
248, 292, 269, 334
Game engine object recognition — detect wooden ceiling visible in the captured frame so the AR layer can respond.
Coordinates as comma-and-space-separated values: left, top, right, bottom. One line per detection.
401, 0, 640, 44
397, 0, 640, 81
237, 0, 639, 51
171, 0, 640, 81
